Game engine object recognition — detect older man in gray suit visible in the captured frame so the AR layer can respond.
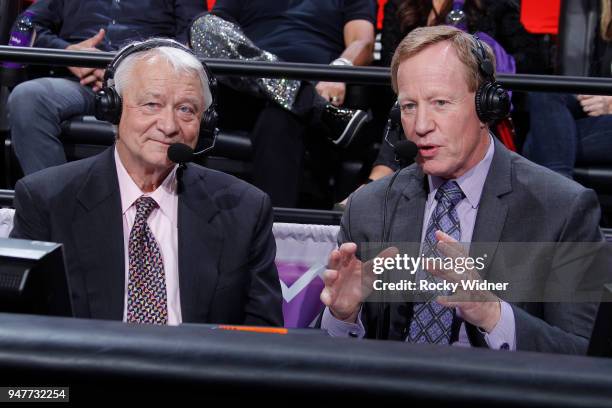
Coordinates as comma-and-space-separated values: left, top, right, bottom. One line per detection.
319, 25, 607, 354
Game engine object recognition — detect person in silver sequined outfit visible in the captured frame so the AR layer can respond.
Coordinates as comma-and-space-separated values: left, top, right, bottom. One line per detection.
188, 0, 376, 207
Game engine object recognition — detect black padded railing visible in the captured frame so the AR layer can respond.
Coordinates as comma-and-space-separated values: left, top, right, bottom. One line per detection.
1, 312, 612, 405
4, 46, 612, 93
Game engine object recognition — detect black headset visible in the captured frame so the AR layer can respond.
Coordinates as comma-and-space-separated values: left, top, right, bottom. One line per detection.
472, 35, 510, 124
383, 35, 508, 239
94, 38, 218, 142
387, 36, 509, 130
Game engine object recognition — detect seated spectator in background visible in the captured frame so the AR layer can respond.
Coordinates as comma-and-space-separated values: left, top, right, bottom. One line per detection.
381, 0, 550, 72
190, 0, 376, 207
10, 40, 283, 327
523, 0, 612, 179
320, 26, 606, 354
7, 0, 204, 176
337, 0, 547, 207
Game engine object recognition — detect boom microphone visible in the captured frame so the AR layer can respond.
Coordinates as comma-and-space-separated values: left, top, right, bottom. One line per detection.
167, 131, 217, 164
167, 143, 195, 164
393, 140, 418, 167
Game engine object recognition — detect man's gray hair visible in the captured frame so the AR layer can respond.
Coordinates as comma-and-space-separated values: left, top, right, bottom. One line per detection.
113, 42, 213, 111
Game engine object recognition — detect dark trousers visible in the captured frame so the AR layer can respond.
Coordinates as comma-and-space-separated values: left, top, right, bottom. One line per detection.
523, 92, 612, 178
218, 82, 326, 207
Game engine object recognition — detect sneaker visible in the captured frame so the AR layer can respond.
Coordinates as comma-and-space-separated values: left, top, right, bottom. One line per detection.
321, 104, 371, 148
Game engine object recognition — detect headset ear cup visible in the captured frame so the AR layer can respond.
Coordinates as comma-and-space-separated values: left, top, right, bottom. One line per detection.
489, 83, 511, 122
196, 106, 219, 151
471, 35, 511, 124
94, 89, 110, 122
475, 82, 510, 124
203, 107, 218, 134
110, 88, 122, 125
475, 83, 488, 123
94, 86, 122, 125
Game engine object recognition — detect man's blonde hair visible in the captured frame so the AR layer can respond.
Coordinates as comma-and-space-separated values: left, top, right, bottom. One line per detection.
390, 25, 496, 94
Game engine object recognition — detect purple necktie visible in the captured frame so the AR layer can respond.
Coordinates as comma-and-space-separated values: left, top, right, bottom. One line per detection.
126, 196, 168, 325
408, 180, 464, 344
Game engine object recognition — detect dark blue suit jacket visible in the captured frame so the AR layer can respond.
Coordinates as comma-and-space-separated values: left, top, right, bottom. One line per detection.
10, 147, 284, 327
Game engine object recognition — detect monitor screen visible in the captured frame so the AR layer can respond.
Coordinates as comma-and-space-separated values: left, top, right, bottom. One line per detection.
0, 238, 73, 317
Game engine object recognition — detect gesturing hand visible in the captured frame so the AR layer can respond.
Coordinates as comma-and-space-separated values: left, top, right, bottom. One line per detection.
66, 28, 106, 91
428, 231, 501, 333
321, 243, 397, 323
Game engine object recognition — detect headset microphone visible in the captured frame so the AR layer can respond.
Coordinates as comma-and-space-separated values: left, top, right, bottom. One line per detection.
167, 130, 218, 165
394, 140, 418, 167
167, 143, 194, 164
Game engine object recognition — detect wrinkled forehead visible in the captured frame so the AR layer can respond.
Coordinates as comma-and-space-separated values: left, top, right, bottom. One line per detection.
127, 57, 205, 99
397, 43, 471, 97
124, 53, 208, 107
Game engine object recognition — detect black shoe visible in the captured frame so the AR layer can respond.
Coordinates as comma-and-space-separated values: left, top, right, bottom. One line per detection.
321, 104, 370, 148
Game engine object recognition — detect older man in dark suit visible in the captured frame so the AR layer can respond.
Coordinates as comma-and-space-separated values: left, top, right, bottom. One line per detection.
10, 40, 283, 327
320, 25, 609, 354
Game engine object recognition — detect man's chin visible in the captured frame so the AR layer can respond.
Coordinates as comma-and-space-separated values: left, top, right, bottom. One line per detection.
420, 161, 453, 178
141, 152, 174, 169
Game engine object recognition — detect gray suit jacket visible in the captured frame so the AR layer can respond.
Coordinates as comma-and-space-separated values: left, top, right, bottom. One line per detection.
342, 139, 607, 354
10, 147, 284, 327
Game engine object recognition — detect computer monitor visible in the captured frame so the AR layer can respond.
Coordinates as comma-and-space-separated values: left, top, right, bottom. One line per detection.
587, 283, 612, 357
0, 237, 73, 316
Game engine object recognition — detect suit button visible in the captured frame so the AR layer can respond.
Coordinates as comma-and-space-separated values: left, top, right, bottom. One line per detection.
500, 343, 509, 350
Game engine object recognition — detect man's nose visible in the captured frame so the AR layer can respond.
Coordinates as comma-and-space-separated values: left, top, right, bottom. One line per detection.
156, 107, 179, 136
414, 106, 434, 136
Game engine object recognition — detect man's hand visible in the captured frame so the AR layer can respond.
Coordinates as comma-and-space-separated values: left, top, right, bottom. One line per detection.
336, 166, 395, 210
320, 243, 397, 323
66, 28, 106, 91
577, 94, 612, 117
429, 231, 501, 333
335, 183, 364, 210
316, 81, 347, 106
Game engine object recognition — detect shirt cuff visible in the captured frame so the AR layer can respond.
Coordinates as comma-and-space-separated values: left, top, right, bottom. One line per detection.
51, 38, 71, 50
321, 306, 365, 338
483, 300, 516, 350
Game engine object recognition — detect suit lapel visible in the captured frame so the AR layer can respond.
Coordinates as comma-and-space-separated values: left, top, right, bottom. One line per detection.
386, 166, 428, 340
386, 165, 428, 244
72, 148, 125, 320
177, 165, 223, 323
471, 139, 513, 277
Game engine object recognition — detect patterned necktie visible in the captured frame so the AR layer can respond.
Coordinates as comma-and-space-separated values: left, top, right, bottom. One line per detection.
126, 196, 168, 325
407, 180, 464, 344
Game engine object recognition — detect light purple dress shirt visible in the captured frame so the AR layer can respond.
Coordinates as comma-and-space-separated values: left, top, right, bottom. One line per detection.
322, 136, 517, 350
